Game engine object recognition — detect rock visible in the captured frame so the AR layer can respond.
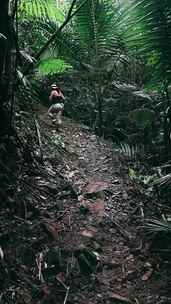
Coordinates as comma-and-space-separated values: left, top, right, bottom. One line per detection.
105, 259, 120, 269
97, 293, 103, 299
109, 228, 116, 234
80, 229, 95, 239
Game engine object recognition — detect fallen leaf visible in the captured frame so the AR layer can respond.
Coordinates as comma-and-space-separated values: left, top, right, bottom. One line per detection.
42, 284, 50, 295
78, 194, 85, 202
88, 199, 105, 222
42, 220, 62, 241
15, 287, 32, 304
0, 246, 4, 259
108, 292, 132, 303
141, 268, 153, 281
80, 229, 95, 239
122, 191, 128, 200
84, 181, 108, 194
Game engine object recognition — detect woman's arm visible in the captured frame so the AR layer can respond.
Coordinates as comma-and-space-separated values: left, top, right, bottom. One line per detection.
49, 92, 53, 101
59, 91, 65, 100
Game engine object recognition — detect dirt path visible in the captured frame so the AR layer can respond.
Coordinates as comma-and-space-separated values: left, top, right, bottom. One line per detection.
0, 107, 168, 304
37, 109, 164, 304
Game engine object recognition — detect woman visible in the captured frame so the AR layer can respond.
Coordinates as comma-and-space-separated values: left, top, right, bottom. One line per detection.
48, 84, 65, 130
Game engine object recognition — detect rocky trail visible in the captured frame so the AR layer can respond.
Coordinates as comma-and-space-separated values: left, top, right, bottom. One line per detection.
0, 107, 170, 304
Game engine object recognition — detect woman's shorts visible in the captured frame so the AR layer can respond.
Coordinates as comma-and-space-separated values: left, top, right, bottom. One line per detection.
49, 103, 64, 113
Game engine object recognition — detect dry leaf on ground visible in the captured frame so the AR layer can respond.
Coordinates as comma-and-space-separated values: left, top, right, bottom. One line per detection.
88, 199, 105, 222
108, 292, 132, 303
84, 181, 108, 194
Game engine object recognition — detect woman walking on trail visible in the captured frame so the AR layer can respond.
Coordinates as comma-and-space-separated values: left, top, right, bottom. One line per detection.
48, 84, 65, 130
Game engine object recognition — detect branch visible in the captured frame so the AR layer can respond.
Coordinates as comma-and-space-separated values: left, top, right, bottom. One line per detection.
35, 0, 77, 60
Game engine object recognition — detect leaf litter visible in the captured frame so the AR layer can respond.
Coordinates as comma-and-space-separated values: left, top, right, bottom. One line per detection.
0, 106, 170, 304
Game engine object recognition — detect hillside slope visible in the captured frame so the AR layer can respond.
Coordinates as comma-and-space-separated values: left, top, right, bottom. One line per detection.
0, 107, 169, 304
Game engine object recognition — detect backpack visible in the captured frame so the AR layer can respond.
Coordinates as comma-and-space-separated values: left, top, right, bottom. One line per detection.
50, 90, 60, 98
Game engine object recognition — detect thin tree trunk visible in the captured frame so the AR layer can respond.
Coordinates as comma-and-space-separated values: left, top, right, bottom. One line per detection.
0, 1, 10, 105
0, 0, 16, 136
95, 89, 103, 136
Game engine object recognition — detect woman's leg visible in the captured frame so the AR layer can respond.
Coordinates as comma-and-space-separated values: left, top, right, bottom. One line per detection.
55, 110, 62, 130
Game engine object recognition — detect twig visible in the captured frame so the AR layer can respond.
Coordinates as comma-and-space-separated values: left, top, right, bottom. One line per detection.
112, 218, 133, 242
36, 253, 45, 283
13, 215, 30, 224
34, 118, 43, 161
56, 276, 70, 303
139, 202, 144, 218
56, 276, 67, 289
63, 286, 70, 304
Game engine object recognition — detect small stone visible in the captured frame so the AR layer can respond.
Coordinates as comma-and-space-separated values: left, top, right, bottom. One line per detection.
115, 250, 122, 257
109, 228, 115, 234
144, 262, 152, 269
126, 254, 134, 261
80, 230, 94, 239
108, 259, 120, 268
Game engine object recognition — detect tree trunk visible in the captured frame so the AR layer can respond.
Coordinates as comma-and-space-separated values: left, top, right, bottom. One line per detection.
0, 0, 12, 136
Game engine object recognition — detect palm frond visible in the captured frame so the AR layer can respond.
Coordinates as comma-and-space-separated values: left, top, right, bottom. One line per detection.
152, 174, 171, 188
73, 0, 124, 65
38, 20, 82, 64
122, 0, 171, 83
118, 142, 144, 161
19, 0, 64, 23
145, 218, 171, 234
37, 58, 72, 76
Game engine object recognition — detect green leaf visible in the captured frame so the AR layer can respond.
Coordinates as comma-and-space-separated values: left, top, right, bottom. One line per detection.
19, 0, 64, 23
37, 58, 72, 75
129, 168, 136, 179
129, 108, 155, 128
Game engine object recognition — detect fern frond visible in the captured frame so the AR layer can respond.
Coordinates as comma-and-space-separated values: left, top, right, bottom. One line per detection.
118, 142, 144, 161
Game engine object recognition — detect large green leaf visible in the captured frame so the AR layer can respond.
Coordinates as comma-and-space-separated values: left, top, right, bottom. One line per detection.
129, 108, 155, 128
